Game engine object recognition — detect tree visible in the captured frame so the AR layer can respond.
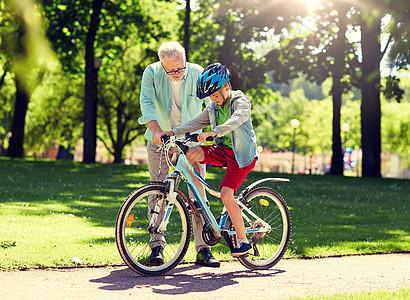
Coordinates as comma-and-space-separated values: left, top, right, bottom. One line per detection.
185, 1, 361, 176
41, 0, 172, 162
95, 41, 162, 163
358, 0, 409, 177
268, 2, 362, 176
382, 100, 410, 171
7, 79, 30, 157
360, 14, 382, 177
24, 72, 83, 155
183, 0, 191, 61
262, 0, 409, 177
187, 0, 304, 91
83, 0, 104, 163
252, 88, 333, 153
93, 0, 171, 162
0, 64, 14, 154
1, 0, 57, 158
97, 63, 145, 163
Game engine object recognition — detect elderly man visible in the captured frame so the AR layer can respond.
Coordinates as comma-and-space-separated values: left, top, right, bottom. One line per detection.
138, 41, 219, 267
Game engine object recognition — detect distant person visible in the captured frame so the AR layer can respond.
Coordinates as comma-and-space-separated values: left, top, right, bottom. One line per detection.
138, 41, 219, 267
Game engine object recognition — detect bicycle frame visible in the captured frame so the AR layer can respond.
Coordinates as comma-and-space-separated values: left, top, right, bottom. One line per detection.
158, 136, 273, 239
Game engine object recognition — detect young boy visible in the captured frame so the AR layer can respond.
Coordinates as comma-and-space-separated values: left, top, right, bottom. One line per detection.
164, 63, 258, 257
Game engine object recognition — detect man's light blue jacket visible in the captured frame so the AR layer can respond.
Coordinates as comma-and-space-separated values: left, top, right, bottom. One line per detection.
138, 61, 209, 142
172, 90, 258, 168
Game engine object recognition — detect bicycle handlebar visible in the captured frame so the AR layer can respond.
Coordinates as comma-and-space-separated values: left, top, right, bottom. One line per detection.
161, 132, 214, 144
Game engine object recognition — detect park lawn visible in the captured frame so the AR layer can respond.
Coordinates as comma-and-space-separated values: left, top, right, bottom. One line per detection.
297, 287, 410, 300
0, 157, 409, 270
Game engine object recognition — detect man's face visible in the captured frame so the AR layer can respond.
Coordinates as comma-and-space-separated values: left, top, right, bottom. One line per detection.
162, 55, 186, 81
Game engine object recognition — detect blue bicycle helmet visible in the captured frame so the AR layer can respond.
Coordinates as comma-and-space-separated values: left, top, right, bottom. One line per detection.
196, 63, 230, 99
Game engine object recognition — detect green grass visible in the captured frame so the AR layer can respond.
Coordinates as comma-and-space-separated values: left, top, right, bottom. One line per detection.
0, 157, 409, 270
295, 287, 410, 300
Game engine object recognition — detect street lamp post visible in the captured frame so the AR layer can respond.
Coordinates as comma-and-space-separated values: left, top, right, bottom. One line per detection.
290, 119, 300, 173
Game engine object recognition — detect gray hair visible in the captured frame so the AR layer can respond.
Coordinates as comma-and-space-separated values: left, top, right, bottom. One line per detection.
157, 41, 186, 63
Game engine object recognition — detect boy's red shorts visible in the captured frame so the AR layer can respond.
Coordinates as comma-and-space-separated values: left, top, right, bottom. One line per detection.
199, 145, 256, 192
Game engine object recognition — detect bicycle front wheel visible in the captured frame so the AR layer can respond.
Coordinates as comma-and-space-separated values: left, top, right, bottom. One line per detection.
115, 183, 191, 276
237, 186, 291, 270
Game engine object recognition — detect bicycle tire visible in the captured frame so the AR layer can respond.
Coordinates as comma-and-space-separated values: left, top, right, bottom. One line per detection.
115, 183, 191, 276
236, 186, 291, 270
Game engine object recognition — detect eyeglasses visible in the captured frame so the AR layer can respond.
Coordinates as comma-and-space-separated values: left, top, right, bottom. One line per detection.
162, 63, 186, 76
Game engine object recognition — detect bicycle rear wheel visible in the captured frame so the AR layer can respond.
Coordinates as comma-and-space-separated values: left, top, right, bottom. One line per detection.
237, 186, 291, 270
115, 183, 191, 276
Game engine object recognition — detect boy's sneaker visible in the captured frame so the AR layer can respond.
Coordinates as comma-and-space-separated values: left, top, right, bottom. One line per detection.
231, 242, 252, 257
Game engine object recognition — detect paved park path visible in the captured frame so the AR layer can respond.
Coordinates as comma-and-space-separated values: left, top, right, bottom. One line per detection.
1, 253, 409, 299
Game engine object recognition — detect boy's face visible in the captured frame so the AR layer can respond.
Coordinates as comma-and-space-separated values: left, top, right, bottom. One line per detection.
210, 84, 229, 106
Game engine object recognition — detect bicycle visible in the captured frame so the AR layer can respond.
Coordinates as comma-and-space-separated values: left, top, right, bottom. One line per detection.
115, 133, 291, 276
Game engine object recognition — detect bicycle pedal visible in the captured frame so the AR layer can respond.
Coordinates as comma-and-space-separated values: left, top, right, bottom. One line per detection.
232, 253, 249, 258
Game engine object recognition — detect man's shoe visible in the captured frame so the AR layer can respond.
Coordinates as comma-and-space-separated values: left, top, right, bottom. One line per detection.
149, 246, 164, 264
231, 242, 252, 257
195, 248, 220, 267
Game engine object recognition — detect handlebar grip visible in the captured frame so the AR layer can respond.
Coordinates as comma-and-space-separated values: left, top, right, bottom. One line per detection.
161, 134, 170, 144
185, 132, 198, 142
185, 132, 215, 142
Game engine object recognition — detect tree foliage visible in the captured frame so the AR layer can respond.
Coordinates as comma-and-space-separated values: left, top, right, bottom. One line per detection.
96, 39, 157, 163
93, 0, 172, 162
185, 0, 310, 91
1, 0, 58, 157
1, 0, 408, 172
25, 72, 83, 154
251, 88, 332, 155
382, 101, 410, 165
38, 0, 174, 162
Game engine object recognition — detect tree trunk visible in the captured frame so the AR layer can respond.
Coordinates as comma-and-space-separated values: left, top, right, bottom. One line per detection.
7, 78, 29, 158
329, 6, 347, 175
113, 101, 125, 163
329, 90, 343, 175
360, 20, 382, 177
83, 0, 104, 163
0, 68, 7, 88
183, 0, 191, 61
113, 145, 123, 163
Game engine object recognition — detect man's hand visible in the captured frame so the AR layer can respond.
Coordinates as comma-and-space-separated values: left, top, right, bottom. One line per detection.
152, 131, 164, 145
198, 131, 217, 143
147, 120, 164, 145
154, 130, 174, 145
159, 131, 174, 144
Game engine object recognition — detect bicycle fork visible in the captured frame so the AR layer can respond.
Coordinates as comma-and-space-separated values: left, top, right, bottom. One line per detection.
148, 173, 181, 234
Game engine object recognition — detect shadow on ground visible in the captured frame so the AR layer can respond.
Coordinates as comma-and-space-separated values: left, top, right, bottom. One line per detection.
90, 264, 285, 295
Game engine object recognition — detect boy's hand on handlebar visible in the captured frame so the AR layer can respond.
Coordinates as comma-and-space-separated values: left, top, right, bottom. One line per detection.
198, 131, 217, 143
